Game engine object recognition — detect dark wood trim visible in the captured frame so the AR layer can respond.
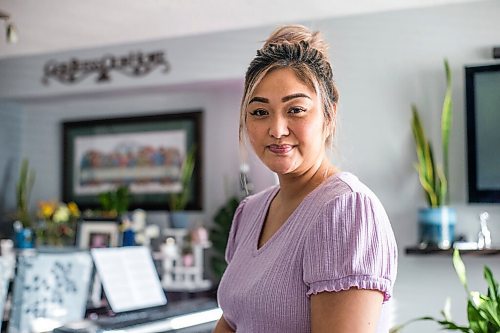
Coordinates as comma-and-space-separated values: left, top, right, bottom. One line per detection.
405, 246, 500, 256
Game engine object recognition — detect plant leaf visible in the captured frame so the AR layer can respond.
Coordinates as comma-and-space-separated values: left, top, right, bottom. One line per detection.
412, 106, 437, 207
420, 139, 438, 206
441, 297, 453, 322
168, 146, 196, 211
467, 300, 488, 333
477, 298, 500, 329
436, 166, 448, 208
434, 319, 471, 332
417, 164, 437, 207
484, 266, 499, 303
441, 58, 452, 205
390, 316, 471, 333
453, 249, 469, 292
426, 142, 439, 206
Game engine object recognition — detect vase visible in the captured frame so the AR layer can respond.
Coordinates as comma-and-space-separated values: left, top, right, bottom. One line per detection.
169, 211, 189, 228
418, 207, 456, 249
35, 219, 76, 247
14, 227, 34, 249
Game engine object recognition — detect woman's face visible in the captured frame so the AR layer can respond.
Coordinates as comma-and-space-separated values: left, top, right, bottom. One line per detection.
245, 68, 328, 176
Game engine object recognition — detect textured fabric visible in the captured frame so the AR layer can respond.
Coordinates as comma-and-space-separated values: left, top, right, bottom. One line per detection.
217, 172, 398, 332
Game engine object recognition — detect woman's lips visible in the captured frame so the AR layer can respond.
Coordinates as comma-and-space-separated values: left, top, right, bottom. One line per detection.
267, 144, 294, 154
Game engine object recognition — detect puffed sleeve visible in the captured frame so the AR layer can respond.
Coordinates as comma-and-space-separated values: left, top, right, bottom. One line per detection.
303, 192, 397, 302
225, 198, 249, 264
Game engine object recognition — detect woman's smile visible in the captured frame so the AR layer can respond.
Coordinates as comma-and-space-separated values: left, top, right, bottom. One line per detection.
267, 144, 294, 155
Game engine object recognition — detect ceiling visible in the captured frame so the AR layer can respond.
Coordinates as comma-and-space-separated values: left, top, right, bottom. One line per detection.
0, 0, 486, 60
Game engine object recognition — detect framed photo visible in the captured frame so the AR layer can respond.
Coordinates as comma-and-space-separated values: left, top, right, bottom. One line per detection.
62, 111, 202, 210
77, 220, 121, 249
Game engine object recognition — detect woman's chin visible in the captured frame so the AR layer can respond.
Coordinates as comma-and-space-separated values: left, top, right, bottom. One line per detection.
265, 163, 296, 175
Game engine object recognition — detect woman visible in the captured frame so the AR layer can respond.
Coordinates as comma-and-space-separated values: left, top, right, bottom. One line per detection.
214, 25, 397, 333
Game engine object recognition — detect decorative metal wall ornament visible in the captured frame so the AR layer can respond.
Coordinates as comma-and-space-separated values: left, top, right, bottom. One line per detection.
42, 50, 170, 85
0, 9, 18, 43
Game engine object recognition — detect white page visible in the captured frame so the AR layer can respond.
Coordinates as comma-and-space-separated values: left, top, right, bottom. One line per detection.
91, 246, 167, 313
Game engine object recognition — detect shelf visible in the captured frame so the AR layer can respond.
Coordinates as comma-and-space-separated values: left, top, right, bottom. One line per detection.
405, 246, 500, 256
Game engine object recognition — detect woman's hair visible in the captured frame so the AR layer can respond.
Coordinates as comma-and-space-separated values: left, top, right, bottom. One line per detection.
239, 25, 339, 146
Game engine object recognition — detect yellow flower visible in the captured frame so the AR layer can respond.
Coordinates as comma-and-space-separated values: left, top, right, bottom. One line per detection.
38, 201, 56, 219
67, 202, 80, 218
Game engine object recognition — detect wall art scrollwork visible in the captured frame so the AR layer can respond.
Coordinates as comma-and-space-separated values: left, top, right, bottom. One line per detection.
41, 50, 170, 85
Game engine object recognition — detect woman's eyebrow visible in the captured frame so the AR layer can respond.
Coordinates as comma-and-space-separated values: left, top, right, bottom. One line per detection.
282, 93, 311, 102
248, 96, 269, 104
249, 93, 311, 105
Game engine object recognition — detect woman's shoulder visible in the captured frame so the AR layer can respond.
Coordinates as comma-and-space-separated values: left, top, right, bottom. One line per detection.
321, 171, 376, 199
316, 171, 388, 217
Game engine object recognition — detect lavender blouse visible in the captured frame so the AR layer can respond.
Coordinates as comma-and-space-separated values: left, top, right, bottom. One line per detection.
217, 172, 398, 332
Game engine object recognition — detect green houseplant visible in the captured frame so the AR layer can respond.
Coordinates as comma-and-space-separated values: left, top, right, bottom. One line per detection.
98, 185, 130, 218
411, 59, 456, 248
13, 159, 36, 248
391, 249, 500, 333
16, 159, 36, 229
209, 196, 241, 280
168, 147, 196, 228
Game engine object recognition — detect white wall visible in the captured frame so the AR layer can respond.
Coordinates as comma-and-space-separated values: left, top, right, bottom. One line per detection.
1, 1, 500, 331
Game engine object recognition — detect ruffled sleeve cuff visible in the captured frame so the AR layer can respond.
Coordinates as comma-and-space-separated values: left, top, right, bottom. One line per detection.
306, 275, 393, 302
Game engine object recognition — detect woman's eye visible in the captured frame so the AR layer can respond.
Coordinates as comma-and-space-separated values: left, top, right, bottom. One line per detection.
249, 109, 268, 116
288, 107, 306, 114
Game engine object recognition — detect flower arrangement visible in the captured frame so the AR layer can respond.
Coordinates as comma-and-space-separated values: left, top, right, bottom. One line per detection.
36, 201, 80, 246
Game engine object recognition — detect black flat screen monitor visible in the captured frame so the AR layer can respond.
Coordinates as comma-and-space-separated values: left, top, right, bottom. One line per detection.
465, 63, 500, 203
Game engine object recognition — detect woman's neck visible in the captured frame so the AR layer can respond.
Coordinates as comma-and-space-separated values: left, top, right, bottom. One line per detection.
276, 158, 337, 203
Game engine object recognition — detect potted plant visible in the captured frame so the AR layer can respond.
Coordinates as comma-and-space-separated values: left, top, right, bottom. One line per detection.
209, 196, 241, 280
411, 59, 455, 249
390, 249, 500, 332
13, 159, 36, 248
98, 185, 130, 218
168, 147, 196, 228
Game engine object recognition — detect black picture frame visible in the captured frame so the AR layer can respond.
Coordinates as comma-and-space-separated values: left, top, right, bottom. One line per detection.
62, 111, 203, 210
465, 64, 500, 203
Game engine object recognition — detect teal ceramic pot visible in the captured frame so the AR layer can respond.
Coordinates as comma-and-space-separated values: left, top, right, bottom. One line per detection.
170, 211, 189, 229
418, 207, 456, 249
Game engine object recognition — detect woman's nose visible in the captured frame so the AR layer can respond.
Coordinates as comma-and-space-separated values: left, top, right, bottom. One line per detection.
268, 115, 289, 138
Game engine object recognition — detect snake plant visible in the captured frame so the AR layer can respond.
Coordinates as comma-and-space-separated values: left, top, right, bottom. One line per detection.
411, 59, 452, 207
168, 146, 196, 211
16, 159, 36, 228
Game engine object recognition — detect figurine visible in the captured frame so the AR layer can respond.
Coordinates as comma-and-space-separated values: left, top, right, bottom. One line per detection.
477, 211, 492, 249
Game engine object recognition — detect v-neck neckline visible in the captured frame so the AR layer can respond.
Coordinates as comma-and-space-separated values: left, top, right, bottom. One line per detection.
253, 172, 342, 256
